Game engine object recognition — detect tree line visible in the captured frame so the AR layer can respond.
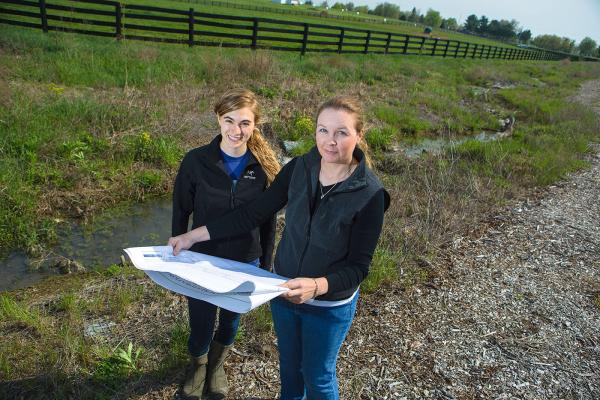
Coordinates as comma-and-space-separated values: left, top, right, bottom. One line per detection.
309, 1, 599, 57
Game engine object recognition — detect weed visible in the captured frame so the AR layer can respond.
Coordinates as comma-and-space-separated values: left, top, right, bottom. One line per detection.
0, 294, 43, 333
366, 126, 395, 151
361, 248, 398, 293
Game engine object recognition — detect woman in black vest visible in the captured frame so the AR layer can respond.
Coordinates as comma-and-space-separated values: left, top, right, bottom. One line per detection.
169, 96, 390, 400
172, 88, 280, 400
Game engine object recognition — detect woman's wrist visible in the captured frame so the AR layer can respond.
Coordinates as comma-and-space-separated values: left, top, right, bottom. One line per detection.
188, 226, 210, 243
312, 277, 328, 298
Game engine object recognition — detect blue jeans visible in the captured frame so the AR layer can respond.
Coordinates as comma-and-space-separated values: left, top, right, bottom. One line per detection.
270, 294, 358, 400
187, 258, 259, 356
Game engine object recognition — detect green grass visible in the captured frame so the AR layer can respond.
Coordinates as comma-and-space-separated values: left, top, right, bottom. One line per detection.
361, 247, 398, 293
1, 25, 599, 256
1, 0, 515, 50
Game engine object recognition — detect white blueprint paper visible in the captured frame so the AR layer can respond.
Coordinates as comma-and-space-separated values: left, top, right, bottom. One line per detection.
123, 246, 288, 313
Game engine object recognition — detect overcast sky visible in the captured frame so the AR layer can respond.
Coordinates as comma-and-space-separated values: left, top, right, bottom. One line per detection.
356, 0, 600, 44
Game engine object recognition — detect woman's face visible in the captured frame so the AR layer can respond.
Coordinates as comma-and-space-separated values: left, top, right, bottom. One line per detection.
218, 107, 255, 155
315, 108, 361, 165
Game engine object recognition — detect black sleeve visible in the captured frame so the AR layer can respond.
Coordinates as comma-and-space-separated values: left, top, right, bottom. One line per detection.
207, 158, 297, 240
171, 154, 195, 236
325, 189, 386, 294
259, 213, 276, 270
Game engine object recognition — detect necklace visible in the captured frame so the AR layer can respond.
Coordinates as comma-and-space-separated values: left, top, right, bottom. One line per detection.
319, 164, 353, 199
320, 182, 338, 199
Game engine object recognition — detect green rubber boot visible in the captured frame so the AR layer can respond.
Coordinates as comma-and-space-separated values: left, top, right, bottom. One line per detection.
206, 341, 233, 399
180, 353, 208, 400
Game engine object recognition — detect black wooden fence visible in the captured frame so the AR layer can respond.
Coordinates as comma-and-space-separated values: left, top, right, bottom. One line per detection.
0, 0, 596, 61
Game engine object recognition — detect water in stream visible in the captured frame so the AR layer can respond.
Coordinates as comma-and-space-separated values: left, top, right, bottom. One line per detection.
1, 197, 173, 292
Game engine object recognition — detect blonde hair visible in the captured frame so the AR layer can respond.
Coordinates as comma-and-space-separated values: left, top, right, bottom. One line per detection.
214, 88, 281, 184
316, 96, 373, 168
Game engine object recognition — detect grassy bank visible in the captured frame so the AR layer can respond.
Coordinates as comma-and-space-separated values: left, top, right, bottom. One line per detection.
1, 26, 599, 397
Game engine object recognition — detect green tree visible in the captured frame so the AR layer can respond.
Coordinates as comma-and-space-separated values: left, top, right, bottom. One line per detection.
373, 2, 401, 19
423, 9, 442, 28
518, 29, 532, 43
487, 19, 518, 40
408, 7, 419, 22
578, 37, 598, 56
443, 17, 458, 30
354, 5, 369, 13
532, 34, 575, 53
345, 2, 354, 11
331, 2, 344, 9
464, 14, 479, 32
477, 16, 489, 33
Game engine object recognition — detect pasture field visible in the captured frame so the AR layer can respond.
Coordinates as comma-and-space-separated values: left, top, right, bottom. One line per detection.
0, 25, 599, 398
1, 0, 516, 49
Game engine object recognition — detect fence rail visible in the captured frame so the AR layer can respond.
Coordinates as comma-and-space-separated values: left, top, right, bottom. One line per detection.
1, 0, 597, 61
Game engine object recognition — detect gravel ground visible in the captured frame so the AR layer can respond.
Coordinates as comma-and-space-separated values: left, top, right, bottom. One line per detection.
137, 82, 600, 400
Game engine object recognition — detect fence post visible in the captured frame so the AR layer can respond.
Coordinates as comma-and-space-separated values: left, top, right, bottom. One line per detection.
364, 30, 371, 54
402, 35, 409, 54
463, 42, 469, 58
114, 2, 122, 39
251, 18, 258, 50
301, 23, 309, 56
454, 41, 460, 58
188, 8, 194, 47
40, 0, 48, 33
431, 38, 438, 56
384, 32, 391, 55
443, 39, 449, 57
471, 43, 478, 58
337, 28, 344, 54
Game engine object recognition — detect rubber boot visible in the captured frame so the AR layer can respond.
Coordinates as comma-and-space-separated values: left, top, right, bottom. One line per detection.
180, 353, 208, 400
206, 341, 233, 399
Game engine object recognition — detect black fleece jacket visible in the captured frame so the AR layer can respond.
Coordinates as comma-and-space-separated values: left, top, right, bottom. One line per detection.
171, 135, 276, 268
207, 147, 389, 300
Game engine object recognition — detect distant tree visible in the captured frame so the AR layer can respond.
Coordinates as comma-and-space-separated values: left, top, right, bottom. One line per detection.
486, 19, 517, 40
305, 0, 313, 5
441, 17, 458, 30
373, 2, 400, 19
578, 37, 598, 56
354, 5, 368, 13
418, 14, 425, 23
518, 29, 532, 43
331, 2, 344, 9
423, 9, 442, 28
345, 2, 354, 11
464, 14, 479, 32
532, 34, 575, 53
597, 45, 600, 57
408, 7, 419, 22
399, 12, 407, 21
477, 15, 489, 33
320, 1, 328, 8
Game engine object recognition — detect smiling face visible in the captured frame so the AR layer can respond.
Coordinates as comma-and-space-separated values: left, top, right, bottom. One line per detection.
315, 108, 362, 165
217, 107, 256, 157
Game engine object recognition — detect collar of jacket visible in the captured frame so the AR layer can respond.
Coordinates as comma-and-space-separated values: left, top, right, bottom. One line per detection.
303, 145, 368, 196
203, 134, 259, 175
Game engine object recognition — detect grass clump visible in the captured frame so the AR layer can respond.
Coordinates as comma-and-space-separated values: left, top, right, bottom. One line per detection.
0, 294, 44, 333
366, 126, 395, 151
361, 248, 398, 293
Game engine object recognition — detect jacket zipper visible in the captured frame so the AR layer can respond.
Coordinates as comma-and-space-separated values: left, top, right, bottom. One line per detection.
295, 160, 316, 277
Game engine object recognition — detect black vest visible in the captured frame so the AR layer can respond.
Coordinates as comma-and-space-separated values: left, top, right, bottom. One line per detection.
274, 147, 387, 301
